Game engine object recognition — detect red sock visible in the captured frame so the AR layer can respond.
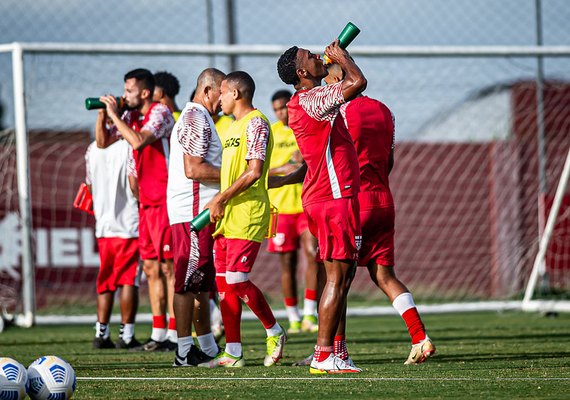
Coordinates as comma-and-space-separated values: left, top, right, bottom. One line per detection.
153, 315, 167, 329
334, 335, 348, 360
168, 317, 176, 330
284, 297, 298, 307
402, 308, 426, 344
305, 289, 317, 301
216, 276, 242, 344
231, 280, 276, 329
314, 345, 333, 362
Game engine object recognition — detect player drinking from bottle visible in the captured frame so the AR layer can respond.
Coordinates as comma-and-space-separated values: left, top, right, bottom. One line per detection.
277, 41, 366, 374
97, 68, 177, 352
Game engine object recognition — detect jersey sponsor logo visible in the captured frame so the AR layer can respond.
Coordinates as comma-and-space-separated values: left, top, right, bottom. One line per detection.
275, 141, 297, 149
224, 137, 241, 148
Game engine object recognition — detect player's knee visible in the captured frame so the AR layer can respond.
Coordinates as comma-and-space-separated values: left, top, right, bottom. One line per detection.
142, 260, 159, 277
160, 262, 174, 278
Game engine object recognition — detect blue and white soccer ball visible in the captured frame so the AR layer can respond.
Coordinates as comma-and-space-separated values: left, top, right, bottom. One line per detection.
0, 357, 28, 400
27, 356, 76, 400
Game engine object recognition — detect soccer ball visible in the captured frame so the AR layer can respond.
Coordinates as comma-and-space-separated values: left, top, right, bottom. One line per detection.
27, 356, 76, 400
0, 357, 28, 400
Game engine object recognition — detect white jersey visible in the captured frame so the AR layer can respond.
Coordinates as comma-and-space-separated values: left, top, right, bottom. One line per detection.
85, 140, 139, 238
167, 102, 222, 225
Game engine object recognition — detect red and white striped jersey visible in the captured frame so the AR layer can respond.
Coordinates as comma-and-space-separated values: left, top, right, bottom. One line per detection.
167, 102, 222, 225
122, 102, 174, 207
287, 82, 360, 206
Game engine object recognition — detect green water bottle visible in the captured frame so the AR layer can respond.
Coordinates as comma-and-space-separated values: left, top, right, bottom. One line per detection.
323, 22, 361, 64
85, 97, 124, 110
190, 209, 212, 232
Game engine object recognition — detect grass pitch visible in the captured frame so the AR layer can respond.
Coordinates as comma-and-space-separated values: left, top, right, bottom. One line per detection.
1, 312, 569, 399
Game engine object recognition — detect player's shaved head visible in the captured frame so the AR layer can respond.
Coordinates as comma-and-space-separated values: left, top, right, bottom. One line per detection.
327, 63, 344, 80
224, 71, 256, 102
196, 68, 226, 92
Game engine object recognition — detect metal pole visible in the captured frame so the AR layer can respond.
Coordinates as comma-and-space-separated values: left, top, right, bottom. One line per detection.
225, 0, 237, 71
206, 0, 215, 66
534, 0, 549, 294
12, 42, 35, 327
523, 147, 570, 306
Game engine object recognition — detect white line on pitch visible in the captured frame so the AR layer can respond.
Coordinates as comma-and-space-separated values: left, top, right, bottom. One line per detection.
77, 377, 570, 381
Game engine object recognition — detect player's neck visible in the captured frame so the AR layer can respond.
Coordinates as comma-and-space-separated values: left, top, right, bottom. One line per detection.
139, 100, 153, 116
295, 78, 321, 92
232, 103, 255, 121
163, 98, 179, 113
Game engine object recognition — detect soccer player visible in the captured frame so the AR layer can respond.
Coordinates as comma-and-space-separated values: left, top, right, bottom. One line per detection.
277, 41, 366, 374
86, 138, 140, 350
153, 71, 181, 121
267, 89, 319, 334
97, 68, 177, 352
167, 68, 226, 366
200, 71, 286, 368
324, 63, 436, 364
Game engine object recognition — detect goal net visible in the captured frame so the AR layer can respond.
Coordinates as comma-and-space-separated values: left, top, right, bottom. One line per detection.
0, 44, 569, 322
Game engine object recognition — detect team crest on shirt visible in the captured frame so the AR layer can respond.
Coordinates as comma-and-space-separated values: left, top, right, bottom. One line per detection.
354, 235, 362, 251
272, 233, 286, 247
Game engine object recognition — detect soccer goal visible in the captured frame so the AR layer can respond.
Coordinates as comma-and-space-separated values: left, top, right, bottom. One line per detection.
0, 42, 569, 327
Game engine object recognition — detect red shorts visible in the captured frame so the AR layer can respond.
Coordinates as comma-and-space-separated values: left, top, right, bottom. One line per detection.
96, 237, 140, 294
139, 204, 173, 261
304, 197, 361, 263
358, 206, 395, 266
266, 212, 308, 253
171, 222, 216, 294
214, 236, 261, 274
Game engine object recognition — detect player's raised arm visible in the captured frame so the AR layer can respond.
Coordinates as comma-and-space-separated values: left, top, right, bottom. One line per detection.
95, 109, 119, 149
323, 40, 367, 101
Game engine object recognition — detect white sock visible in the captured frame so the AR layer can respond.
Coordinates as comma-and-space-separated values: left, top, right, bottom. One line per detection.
303, 298, 318, 317
210, 299, 223, 326
225, 342, 242, 357
197, 333, 218, 357
392, 292, 415, 316
266, 322, 283, 337
120, 323, 135, 344
95, 322, 110, 339
167, 329, 178, 343
151, 327, 167, 342
285, 305, 301, 323
177, 336, 194, 358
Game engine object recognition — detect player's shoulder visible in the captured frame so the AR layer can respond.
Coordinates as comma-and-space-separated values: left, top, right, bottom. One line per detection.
271, 120, 284, 131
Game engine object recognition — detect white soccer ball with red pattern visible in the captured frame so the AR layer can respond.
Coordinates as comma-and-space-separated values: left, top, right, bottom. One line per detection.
27, 356, 76, 400
0, 357, 28, 400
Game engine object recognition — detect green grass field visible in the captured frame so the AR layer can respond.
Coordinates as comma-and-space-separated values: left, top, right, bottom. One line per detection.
1, 312, 569, 399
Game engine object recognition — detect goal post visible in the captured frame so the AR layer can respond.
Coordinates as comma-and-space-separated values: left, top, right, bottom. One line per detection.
1, 42, 570, 326
522, 146, 570, 313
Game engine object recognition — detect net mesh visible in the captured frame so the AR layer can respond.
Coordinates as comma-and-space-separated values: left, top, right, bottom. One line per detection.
0, 0, 569, 314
